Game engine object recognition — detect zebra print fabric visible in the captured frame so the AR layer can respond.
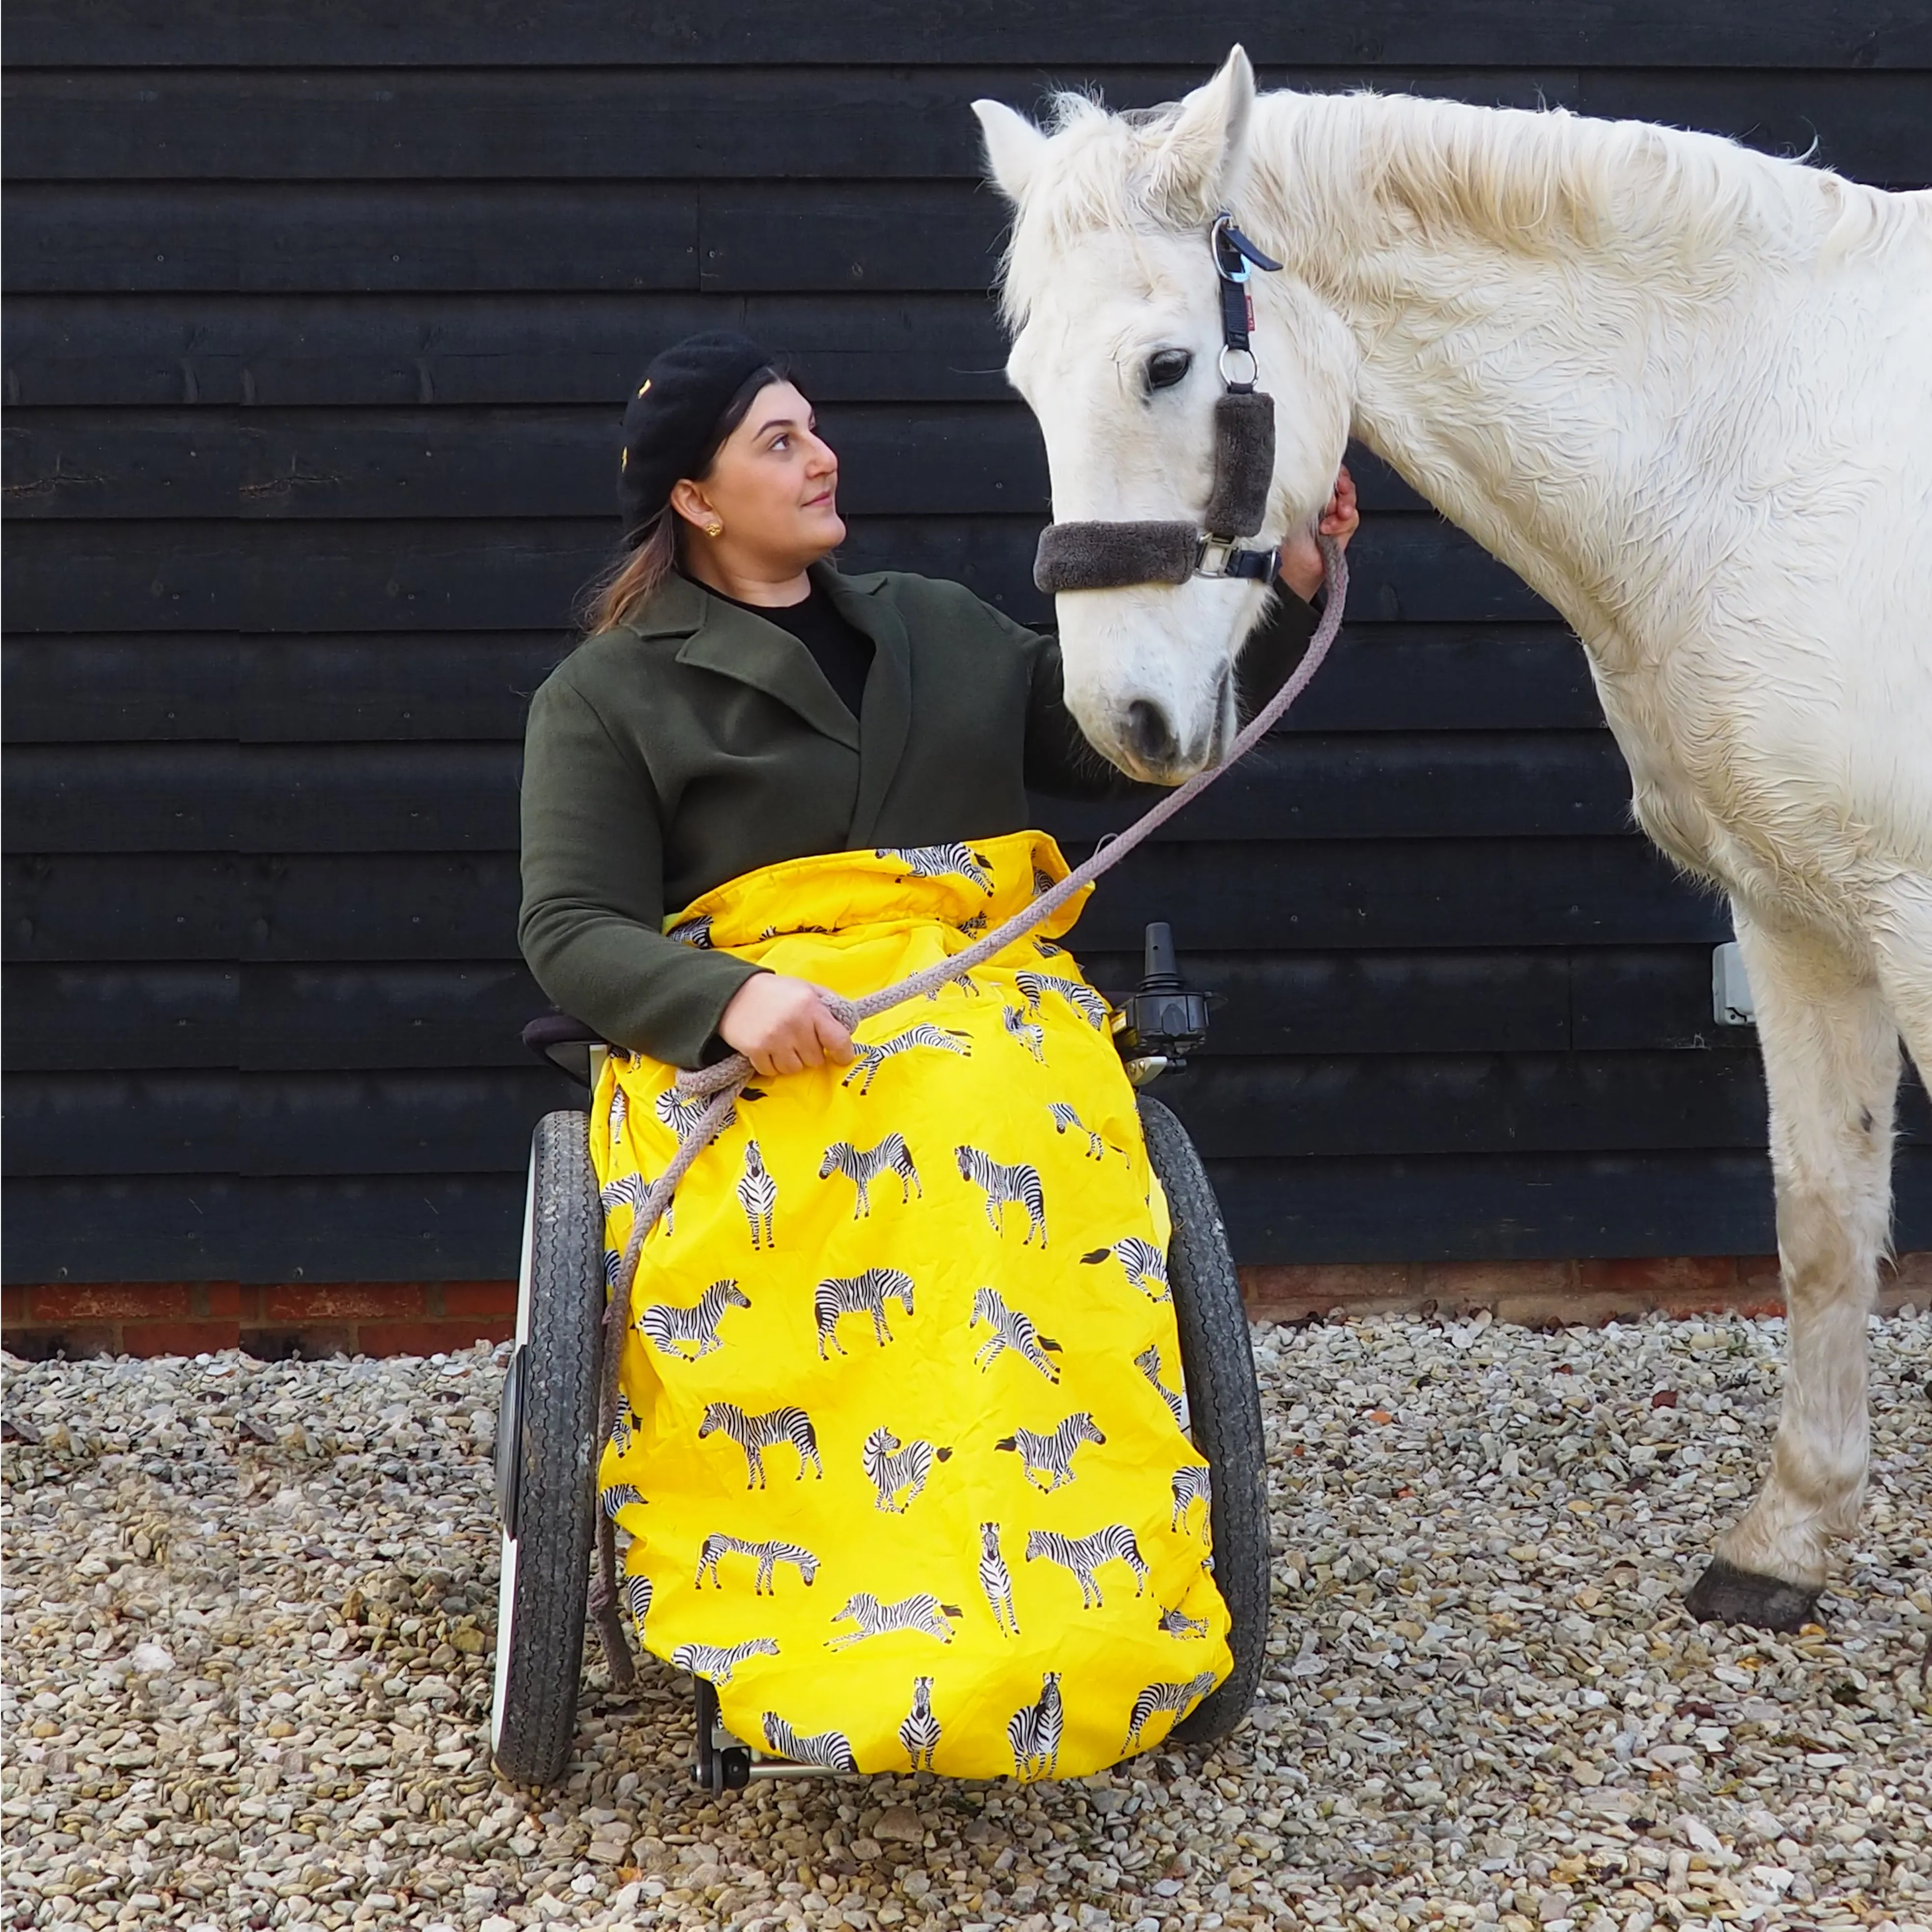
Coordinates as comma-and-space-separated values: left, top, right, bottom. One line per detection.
589, 829, 1229, 1776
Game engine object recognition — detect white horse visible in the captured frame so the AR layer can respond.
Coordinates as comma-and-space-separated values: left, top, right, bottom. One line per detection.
974, 52, 1932, 1629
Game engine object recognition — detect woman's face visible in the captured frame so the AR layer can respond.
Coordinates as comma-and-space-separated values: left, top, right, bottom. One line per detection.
674, 379, 844, 571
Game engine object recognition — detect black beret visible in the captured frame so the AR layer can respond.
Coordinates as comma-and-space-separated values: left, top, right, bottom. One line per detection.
617, 330, 783, 546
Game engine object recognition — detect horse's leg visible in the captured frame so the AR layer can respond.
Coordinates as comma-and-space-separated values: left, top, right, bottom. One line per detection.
1686, 904, 1899, 1630
1866, 871, 1932, 1086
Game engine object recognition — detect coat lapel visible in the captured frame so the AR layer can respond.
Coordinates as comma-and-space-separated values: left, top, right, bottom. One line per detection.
660, 570, 862, 752
818, 562, 913, 846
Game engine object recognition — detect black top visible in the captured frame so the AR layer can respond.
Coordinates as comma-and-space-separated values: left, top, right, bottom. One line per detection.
690, 569, 875, 720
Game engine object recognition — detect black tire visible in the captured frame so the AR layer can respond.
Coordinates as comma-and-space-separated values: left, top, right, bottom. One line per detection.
1137, 1093, 1269, 1746
490, 1110, 603, 1787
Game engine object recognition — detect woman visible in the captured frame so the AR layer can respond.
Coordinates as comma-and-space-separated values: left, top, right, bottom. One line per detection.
518, 330, 1357, 1778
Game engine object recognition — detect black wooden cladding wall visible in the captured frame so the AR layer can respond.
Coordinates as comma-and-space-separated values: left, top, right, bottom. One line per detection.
6, 5, 1931, 1285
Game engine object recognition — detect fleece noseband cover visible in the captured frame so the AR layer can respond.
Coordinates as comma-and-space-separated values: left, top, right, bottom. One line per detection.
1032, 388, 1279, 595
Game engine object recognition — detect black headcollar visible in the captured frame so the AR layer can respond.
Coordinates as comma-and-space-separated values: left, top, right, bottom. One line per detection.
1034, 212, 1285, 595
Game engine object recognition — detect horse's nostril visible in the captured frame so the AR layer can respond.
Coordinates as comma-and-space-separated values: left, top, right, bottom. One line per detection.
1124, 700, 1179, 768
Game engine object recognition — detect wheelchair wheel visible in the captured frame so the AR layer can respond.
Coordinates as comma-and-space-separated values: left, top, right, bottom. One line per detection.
1137, 1093, 1269, 1745
490, 1109, 602, 1786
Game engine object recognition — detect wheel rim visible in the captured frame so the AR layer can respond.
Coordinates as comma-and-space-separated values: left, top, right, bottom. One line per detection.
489, 1147, 541, 1757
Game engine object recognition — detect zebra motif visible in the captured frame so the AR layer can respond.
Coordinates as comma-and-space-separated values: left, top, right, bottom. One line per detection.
736, 1140, 776, 1249
608, 1087, 627, 1142
1030, 865, 1057, 898
1082, 1236, 1171, 1303
957, 913, 989, 938
665, 913, 713, 948
955, 1145, 1047, 1246
1014, 971, 1111, 1030
994, 1413, 1106, 1491
608, 1394, 637, 1456
697, 1403, 823, 1488
671, 1637, 780, 1685
1048, 1103, 1113, 1161
876, 843, 994, 892
899, 1676, 941, 1772
1024, 1524, 1150, 1608
969, 1287, 1062, 1382
1170, 1463, 1213, 1533
829, 1592, 963, 1648
922, 966, 983, 1001
1124, 1671, 1219, 1751
603, 1248, 625, 1290
1158, 1603, 1212, 1640
1008, 1672, 1063, 1781
817, 1135, 920, 1217
1136, 1344, 1188, 1430
814, 1269, 915, 1358
636, 1279, 749, 1360
979, 1521, 1020, 1637
601, 1169, 674, 1238
1000, 1003, 1046, 1063
601, 1483, 644, 1521
761, 1711, 859, 1773
622, 1572, 653, 1630
694, 1533, 819, 1594
1033, 938, 1065, 958
654, 1085, 738, 1139
861, 1427, 952, 1513
841, 1024, 972, 1096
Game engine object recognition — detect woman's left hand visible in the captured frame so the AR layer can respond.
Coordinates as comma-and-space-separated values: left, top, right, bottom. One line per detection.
1277, 464, 1359, 603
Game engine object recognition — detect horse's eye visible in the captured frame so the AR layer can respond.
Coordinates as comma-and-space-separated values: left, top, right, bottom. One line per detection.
1145, 348, 1192, 392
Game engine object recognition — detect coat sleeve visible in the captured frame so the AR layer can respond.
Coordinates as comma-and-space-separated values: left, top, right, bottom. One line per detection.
517, 670, 766, 1069
1001, 589, 1322, 800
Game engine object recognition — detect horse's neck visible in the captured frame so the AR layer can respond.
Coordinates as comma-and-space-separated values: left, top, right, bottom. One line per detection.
1251, 91, 1811, 657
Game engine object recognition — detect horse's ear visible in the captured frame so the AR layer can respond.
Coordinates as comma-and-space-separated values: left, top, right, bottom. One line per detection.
1146, 45, 1256, 222
973, 98, 1050, 207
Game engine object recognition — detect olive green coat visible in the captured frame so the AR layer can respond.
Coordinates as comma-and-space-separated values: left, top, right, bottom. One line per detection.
517, 559, 1312, 1068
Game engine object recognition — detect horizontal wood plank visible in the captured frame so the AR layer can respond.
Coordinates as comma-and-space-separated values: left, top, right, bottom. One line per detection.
2, 514, 1555, 633
3, 184, 702, 295
0, 965, 237, 1070
1, 732, 1636, 852
2, 945, 1762, 1070
9, 67, 1921, 184
8, 1149, 1930, 1281
3, 636, 240, 741
1, 1176, 237, 1284
26, 1051, 1906, 1176
0, 292, 1020, 408
2, 412, 1424, 523
2, 839, 1723, 963
6, 854, 240, 961
6, 3, 1924, 70
1, 624, 1605, 745
1211, 1146, 1932, 1265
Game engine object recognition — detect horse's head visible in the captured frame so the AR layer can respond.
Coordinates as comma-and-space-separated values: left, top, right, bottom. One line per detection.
975, 47, 1354, 781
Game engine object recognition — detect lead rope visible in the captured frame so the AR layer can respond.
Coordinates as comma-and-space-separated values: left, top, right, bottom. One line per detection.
586, 537, 1349, 1688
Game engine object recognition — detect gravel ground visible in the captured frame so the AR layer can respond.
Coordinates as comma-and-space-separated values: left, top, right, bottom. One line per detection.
3, 1310, 1927, 1932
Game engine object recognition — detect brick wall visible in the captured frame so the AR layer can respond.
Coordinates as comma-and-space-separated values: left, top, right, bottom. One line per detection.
5, 1257, 1926, 1361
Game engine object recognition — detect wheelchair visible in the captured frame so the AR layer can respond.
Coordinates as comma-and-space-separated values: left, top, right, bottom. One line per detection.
488, 924, 1271, 1791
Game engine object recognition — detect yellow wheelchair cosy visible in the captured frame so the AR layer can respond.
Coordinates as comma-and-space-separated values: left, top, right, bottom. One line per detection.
590, 830, 1233, 1780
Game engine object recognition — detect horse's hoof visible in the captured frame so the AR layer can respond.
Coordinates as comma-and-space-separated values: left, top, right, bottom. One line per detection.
1684, 1558, 1821, 1632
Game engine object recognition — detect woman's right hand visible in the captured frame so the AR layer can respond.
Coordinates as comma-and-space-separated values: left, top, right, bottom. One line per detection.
718, 972, 856, 1078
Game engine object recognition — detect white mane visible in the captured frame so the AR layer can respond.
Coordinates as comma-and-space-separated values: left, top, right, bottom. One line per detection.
996, 87, 1917, 328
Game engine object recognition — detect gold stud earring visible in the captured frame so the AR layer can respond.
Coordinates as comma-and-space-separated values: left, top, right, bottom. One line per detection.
705, 521, 724, 538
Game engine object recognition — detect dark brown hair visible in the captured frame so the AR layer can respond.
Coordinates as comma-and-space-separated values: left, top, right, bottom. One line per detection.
576, 360, 792, 637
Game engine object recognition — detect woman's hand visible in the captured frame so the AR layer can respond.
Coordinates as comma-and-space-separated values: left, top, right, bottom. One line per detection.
718, 972, 856, 1078
1277, 464, 1359, 603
